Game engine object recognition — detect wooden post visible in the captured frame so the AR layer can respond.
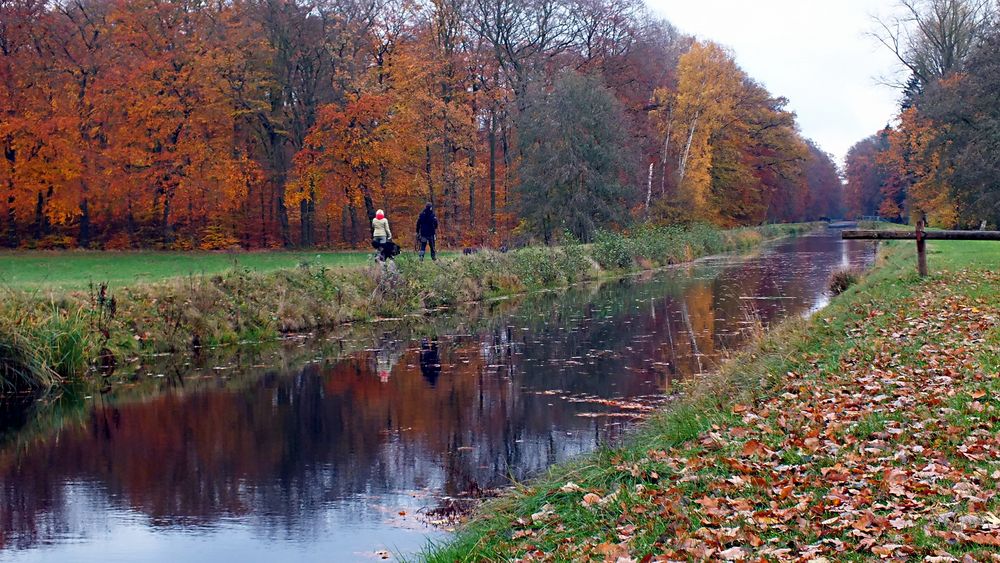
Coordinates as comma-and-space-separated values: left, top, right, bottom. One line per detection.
916, 214, 927, 277
842, 223, 1000, 276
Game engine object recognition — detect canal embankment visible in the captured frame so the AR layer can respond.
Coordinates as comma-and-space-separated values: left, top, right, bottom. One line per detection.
1, 223, 818, 391
425, 238, 1000, 561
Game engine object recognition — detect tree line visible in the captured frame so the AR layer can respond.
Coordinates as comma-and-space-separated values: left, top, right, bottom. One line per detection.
1, 0, 843, 250
846, 0, 999, 228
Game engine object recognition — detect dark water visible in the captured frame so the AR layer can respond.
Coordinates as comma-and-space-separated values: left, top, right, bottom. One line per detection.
0, 232, 874, 562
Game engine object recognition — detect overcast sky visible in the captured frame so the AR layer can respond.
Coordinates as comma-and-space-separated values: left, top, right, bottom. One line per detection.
647, 0, 904, 165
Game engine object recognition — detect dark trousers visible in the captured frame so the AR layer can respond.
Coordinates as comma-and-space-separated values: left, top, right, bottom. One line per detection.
418, 235, 436, 260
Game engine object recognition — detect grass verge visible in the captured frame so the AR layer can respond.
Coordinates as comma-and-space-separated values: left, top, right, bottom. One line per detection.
0, 223, 816, 391
0, 249, 388, 290
425, 239, 1000, 562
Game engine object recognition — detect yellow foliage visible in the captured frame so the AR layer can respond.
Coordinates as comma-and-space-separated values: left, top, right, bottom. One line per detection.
671, 41, 745, 222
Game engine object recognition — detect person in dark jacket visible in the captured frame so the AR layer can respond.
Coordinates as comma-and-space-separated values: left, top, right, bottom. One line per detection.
415, 203, 438, 261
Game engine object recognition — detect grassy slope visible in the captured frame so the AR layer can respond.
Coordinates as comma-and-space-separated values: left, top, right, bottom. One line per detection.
1, 224, 815, 391
426, 239, 1000, 562
0, 250, 377, 289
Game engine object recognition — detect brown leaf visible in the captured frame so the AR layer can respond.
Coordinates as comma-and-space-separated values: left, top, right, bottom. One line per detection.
595, 542, 630, 562
968, 532, 1000, 546
741, 440, 769, 457
872, 544, 903, 557
718, 546, 747, 561
889, 517, 914, 529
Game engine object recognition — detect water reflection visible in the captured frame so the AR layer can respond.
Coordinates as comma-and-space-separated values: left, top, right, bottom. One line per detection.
0, 232, 874, 562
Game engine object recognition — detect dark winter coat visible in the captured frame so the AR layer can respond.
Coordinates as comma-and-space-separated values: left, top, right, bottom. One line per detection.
416, 208, 438, 238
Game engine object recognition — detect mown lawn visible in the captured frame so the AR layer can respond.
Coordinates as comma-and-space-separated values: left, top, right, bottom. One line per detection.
426, 239, 1000, 562
0, 250, 376, 290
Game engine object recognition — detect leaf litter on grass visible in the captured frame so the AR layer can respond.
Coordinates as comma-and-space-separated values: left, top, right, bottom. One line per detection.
486, 270, 1000, 562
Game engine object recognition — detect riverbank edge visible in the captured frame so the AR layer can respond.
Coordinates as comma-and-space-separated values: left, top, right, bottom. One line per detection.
0, 223, 820, 390
422, 240, 1000, 561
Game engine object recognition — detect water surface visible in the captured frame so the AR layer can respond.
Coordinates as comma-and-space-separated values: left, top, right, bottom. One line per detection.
0, 232, 874, 562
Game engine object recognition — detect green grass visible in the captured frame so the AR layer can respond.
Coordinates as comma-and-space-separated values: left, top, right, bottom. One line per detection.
0, 250, 377, 289
424, 238, 1000, 562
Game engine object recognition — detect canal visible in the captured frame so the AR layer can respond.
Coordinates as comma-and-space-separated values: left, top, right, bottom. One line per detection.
0, 231, 874, 562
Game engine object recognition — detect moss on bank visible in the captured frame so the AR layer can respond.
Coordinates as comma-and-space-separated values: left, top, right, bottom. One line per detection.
0, 223, 816, 391
424, 239, 1000, 561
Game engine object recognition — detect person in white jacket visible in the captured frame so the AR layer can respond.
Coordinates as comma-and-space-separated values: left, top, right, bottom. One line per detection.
372, 209, 392, 260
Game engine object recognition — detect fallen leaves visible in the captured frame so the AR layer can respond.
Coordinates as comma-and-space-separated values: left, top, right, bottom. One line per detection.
479, 270, 1000, 562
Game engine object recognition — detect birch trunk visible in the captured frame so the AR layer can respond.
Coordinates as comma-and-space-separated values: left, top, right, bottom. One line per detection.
645, 162, 654, 211
678, 110, 699, 187
660, 105, 673, 196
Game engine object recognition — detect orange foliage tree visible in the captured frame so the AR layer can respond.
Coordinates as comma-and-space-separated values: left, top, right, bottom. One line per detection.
1, 0, 838, 249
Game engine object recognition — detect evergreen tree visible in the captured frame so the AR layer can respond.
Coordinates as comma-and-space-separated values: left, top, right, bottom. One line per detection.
516, 72, 636, 243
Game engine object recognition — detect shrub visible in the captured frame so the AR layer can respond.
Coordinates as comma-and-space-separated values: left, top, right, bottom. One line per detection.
512, 247, 564, 287
593, 230, 634, 269
559, 243, 594, 283
683, 222, 724, 255
829, 268, 862, 295
199, 225, 242, 250
462, 252, 522, 296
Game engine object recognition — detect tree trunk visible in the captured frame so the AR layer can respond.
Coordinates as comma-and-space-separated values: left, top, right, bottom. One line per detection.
300, 198, 310, 247
297, 180, 316, 247
645, 162, 653, 211
502, 118, 511, 211
468, 88, 478, 229
276, 190, 291, 247
425, 144, 435, 206
308, 192, 316, 247
5, 193, 17, 249
259, 182, 268, 247
340, 204, 349, 245
126, 193, 136, 242
363, 192, 375, 222
678, 112, 699, 187
347, 203, 359, 245
32, 191, 45, 240
379, 164, 389, 213
443, 134, 457, 242
488, 108, 497, 233
79, 197, 90, 248
161, 190, 173, 245
660, 108, 673, 196
467, 146, 476, 232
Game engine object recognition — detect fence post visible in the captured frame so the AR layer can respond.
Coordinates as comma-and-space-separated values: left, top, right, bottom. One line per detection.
916, 213, 927, 277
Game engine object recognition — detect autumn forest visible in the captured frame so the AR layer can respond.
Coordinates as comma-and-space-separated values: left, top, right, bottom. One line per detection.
1, 0, 845, 250
845, 0, 1000, 228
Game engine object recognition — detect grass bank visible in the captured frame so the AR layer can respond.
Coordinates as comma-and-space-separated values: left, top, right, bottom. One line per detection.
0, 249, 381, 290
0, 223, 816, 391
426, 239, 1000, 561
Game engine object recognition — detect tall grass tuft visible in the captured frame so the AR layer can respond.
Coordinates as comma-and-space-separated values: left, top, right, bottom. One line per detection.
829, 267, 863, 295
0, 327, 62, 391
